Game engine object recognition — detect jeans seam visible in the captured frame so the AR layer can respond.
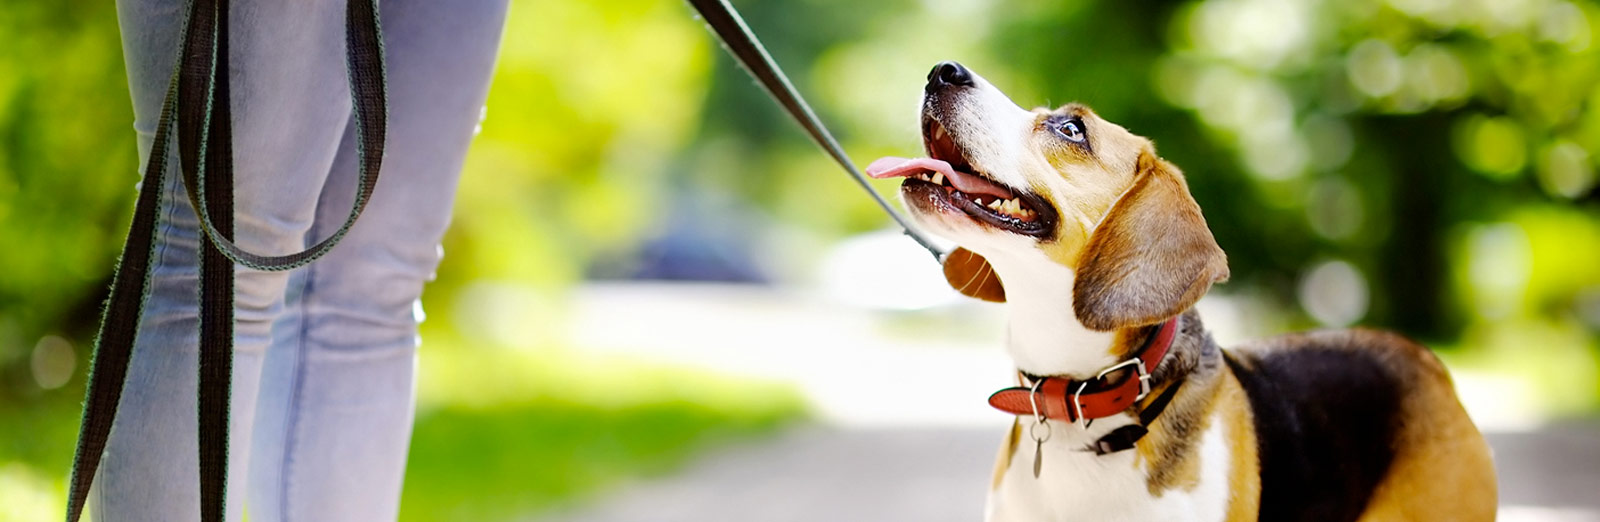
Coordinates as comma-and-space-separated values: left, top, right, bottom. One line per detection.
278, 260, 316, 522
151, 142, 184, 273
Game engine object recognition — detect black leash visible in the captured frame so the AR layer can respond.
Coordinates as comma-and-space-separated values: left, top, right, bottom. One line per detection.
65, 0, 387, 519
685, 0, 946, 261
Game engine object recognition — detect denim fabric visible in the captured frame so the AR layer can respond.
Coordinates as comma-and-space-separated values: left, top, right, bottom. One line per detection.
91, 0, 508, 520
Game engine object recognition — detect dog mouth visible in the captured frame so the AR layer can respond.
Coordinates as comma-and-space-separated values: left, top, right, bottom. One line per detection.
867, 118, 1057, 238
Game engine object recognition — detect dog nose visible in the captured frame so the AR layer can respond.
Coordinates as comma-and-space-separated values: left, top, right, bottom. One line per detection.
926, 61, 974, 93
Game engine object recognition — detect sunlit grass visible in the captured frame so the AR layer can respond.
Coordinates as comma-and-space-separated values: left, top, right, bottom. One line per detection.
403, 330, 805, 520
0, 386, 78, 522
0, 332, 804, 522
0, 463, 59, 522
403, 398, 795, 520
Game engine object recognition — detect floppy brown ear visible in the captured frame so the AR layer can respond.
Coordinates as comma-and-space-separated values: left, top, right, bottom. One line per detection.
1074, 151, 1228, 331
943, 247, 1006, 302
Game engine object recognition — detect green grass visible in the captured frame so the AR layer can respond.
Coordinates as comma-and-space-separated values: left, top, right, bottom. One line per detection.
402, 398, 792, 520
0, 341, 804, 522
400, 341, 803, 520
0, 391, 80, 522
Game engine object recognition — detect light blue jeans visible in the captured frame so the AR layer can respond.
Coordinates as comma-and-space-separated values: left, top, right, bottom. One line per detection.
91, 1, 508, 520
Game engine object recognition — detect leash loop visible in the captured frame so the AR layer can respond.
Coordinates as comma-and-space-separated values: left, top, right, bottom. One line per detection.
177, 0, 387, 272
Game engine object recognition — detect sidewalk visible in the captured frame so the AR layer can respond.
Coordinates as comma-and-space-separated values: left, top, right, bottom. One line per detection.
536, 282, 1600, 521
541, 424, 1600, 522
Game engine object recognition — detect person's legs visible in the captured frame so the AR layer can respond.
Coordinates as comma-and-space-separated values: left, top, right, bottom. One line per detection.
245, 1, 509, 520
94, 0, 352, 520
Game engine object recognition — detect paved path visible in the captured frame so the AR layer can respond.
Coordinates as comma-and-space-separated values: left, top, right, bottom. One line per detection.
535, 282, 1600, 521
540, 423, 1600, 522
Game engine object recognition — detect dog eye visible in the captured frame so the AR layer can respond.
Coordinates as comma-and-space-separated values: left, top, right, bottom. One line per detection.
1055, 118, 1086, 143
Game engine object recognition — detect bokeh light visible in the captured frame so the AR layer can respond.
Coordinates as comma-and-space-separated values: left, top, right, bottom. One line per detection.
1298, 259, 1371, 327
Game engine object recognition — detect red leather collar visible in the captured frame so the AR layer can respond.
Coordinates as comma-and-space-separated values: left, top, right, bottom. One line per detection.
988, 317, 1179, 423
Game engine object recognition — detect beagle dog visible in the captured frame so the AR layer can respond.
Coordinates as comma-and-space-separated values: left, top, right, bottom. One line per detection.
867, 62, 1497, 521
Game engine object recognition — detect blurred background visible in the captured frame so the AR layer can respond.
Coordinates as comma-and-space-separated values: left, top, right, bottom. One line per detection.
3, 0, 1599, 520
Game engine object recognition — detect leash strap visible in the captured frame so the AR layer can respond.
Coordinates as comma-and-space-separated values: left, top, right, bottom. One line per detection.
65, 0, 387, 519
192, 0, 236, 515
684, 0, 946, 261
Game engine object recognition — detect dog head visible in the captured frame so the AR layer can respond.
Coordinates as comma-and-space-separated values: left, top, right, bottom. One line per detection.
868, 61, 1228, 330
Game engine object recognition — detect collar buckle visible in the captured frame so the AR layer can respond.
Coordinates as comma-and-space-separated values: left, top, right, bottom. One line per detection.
1070, 357, 1151, 428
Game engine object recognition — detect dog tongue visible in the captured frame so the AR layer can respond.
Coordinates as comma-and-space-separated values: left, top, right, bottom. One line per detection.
867, 157, 956, 180
866, 156, 1016, 199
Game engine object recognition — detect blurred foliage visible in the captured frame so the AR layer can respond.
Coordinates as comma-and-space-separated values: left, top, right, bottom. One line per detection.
1153, 0, 1600, 340
0, 0, 138, 399
442, 0, 714, 291
3, 0, 1600, 516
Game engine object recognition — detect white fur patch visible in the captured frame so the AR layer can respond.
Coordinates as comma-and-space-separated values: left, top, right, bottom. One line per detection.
985, 410, 1231, 522
982, 250, 1117, 378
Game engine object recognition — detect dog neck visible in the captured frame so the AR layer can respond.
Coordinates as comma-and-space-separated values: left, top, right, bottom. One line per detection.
980, 250, 1119, 379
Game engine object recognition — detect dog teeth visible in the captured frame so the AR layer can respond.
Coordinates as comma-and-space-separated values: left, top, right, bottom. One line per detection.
930, 172, 944, 185
975, 195, 1038, 221
984, 198, 1033, 220
933, 125, 948, 142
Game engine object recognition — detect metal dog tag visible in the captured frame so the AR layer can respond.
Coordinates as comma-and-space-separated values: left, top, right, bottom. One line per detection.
1028, 420, 1050, 479
1032, 438, 1044, 478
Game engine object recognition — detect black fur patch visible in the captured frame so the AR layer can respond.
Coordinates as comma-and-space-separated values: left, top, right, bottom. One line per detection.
1224, 341, 1404, 522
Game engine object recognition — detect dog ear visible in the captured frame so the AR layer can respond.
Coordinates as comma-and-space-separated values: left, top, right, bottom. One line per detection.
1074, 151, 1228, 330
943, 247, 1006, 302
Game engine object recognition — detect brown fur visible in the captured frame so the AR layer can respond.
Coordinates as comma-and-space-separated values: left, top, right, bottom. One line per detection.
1130, 314, 1225, 495
1218, 372, 1262, 521
1346, 331, 1498, 521
1073, 151, 1229, 331
1031, 106, 1148, 268
1133, 376, 1213, 494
